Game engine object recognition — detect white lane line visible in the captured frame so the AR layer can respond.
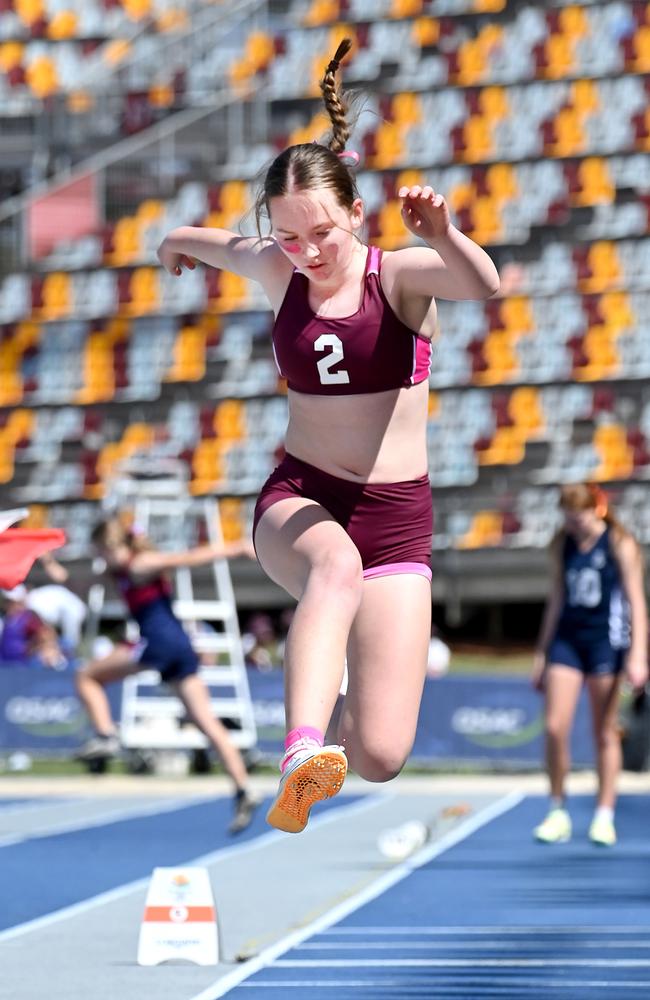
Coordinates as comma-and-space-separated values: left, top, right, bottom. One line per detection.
0, 795, 218, 847
0, 793, 388, 943
296, 940, 650, 950
235, 980, 650, 990
320, 926, 650, 935
275, 959, 650, 968
187, 790, 523, 1000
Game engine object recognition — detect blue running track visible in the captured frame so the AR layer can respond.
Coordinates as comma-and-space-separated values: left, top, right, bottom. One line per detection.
219, 794, 650, 999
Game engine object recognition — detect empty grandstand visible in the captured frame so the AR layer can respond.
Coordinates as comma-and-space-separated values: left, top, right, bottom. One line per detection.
2, 0, 650, 628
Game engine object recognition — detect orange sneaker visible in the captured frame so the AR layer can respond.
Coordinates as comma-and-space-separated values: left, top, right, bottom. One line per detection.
266, 744, 347, 833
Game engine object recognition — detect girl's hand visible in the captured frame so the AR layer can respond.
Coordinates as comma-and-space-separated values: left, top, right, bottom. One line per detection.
157, 235, 196, 276
625, 654, 649, 691
531, 650, 547, 692
398, 185, 451, 243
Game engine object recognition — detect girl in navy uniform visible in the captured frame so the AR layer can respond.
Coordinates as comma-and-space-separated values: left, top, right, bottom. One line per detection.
532, 483, 648, 846
75, 514, 259, 834
157, 39, 499, 833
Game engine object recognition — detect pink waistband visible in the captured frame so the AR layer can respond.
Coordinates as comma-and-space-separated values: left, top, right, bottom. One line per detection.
363, 562, 432, 582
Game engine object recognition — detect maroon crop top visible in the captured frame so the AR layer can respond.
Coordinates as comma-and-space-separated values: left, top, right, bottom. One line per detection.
271, 245, 432, 395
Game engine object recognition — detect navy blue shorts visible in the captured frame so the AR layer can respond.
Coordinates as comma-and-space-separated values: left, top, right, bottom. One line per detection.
133, 604, 199, 683
547, 635, 626, 676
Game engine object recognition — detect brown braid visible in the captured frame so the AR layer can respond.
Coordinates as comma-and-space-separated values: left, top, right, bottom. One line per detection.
319, 38, 353, 154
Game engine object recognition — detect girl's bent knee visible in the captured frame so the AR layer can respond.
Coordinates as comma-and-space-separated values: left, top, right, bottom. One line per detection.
348, 747, 408, 783
311, 548, 363, 596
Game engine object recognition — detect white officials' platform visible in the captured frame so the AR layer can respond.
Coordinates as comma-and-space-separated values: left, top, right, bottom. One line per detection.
137, 866, 219, 966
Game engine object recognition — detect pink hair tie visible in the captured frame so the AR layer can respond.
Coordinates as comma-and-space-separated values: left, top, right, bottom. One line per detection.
337, 149, 360, 165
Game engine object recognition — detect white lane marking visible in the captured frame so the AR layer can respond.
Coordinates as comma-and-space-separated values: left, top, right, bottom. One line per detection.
187, 791, 523, 1000
320, 926, 650, 935
235, 980, 650, 990
0, 793, 388, 943
276, 959, 650, 967
296, 940, 650, 950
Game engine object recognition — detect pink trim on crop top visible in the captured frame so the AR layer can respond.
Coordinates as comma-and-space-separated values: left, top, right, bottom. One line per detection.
271, 245, 432, 395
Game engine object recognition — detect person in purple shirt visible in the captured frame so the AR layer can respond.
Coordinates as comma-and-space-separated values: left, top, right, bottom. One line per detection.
0, 584, 63, 668
157, 38, 499, 833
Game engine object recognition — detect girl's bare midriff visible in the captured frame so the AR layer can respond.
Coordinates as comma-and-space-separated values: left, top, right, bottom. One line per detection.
284, 378, 430, 483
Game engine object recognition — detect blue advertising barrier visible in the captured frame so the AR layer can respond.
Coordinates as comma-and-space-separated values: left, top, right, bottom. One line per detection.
0, 666, 594, 767
246, 670, 595, 768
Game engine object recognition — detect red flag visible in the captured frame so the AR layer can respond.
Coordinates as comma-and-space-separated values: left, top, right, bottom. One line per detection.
0, 529, 66, 589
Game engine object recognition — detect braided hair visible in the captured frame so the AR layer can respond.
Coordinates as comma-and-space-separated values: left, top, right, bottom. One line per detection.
255, 38, 359, 234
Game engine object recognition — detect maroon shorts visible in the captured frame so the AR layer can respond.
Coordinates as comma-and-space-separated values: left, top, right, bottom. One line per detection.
253, 453, 432, 580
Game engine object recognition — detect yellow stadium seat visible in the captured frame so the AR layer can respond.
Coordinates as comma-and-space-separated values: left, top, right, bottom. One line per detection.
14, 321, 41, 351
508, 386, 544, 435
558, 4, 589, 39
478, 86, 509, 123
47, 11, 78, 40
428, 392, 440, 418
303, 0, 339, 26
478, 427, 525, 465
576, 326, 619, 380
474, 330, 519, 384
470, 195, 501, 244
219, 498, 245, 542
127, 267, 160, 315
412, 17, 439, 47
632, 26, 650, 72
148, 83, 174, 108
0, 436, 15, 485
0, 43, 25, 72
572, 157, 614, 207
499, 296, 533, 334
391, 0, 423, 20
458, 511, 503, 548
594, 424, 633, 480
15, 0, 44, 26
190, 439, 225, 494
455, 39, 486, 86
580, 242, 622, 294
6, 408, 35, 443
550, 107, 585, 157
106, 217, 140, 266
370, 122, 404, 169
23, 504, 49, 529
392, 92, 422, 126
40, 273, 71, 320
166, 326, 206, 382
377, 200, 408, 251
544, 33, 574, 79
104, 40, 131, 66
26, 57, 58, 98
0, 342, 23, 406
473, 0, 506, 10
448, 181, 476, 213
462, 115, 493, 162
213, 400, 245, 442
599, 292, 634, 333
76, 333, 115, 403
571, 79, 600, 116
123, 0, 152, 20
216, 271, 248, 312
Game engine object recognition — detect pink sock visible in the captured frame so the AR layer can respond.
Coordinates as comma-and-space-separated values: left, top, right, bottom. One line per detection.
281, 726, 324, 773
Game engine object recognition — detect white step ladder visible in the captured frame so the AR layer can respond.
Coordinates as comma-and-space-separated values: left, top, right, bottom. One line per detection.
103, 467, 257, 754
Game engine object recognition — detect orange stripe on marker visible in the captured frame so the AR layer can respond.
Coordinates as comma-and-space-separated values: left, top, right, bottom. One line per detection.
144, 906, 215, 923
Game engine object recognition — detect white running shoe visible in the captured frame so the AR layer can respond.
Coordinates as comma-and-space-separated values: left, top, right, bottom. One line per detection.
75, 733, 120, 761
534, 807, 572, 844
266, 742, 347, 833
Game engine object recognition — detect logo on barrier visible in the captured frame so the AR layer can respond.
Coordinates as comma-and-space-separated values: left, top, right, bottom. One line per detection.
137, 867, 219, 966
452, 706, 544, 749
5, 696, 86, 737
